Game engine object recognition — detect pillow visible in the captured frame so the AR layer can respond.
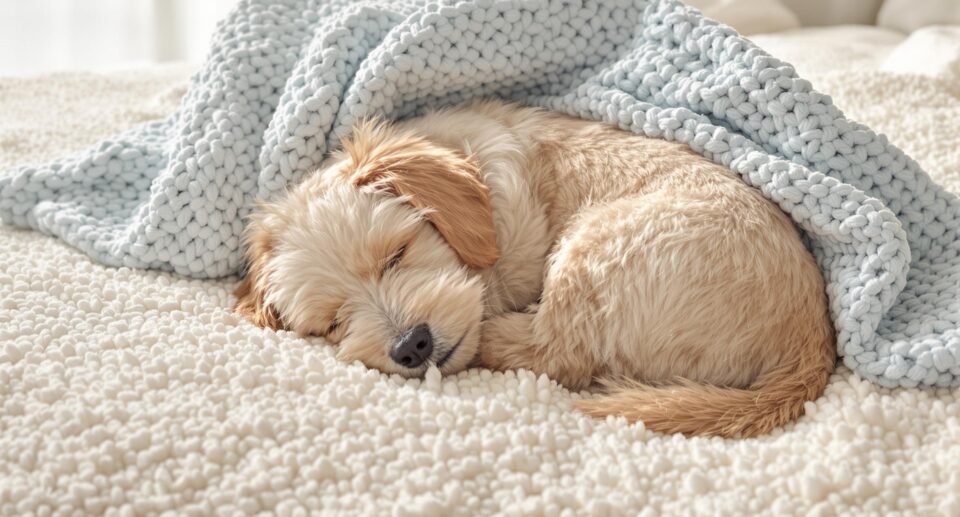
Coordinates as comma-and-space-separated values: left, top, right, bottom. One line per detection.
881, 26, 960, 82
683, 0, 801, 35
878, 0, 960, 33
779, 0, 884, 27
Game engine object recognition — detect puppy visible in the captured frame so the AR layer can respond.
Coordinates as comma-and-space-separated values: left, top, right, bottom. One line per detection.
234, 100, 835, 437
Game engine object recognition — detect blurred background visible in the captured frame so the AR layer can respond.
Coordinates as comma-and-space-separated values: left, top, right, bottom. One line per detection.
0, 0, 956, 75
0, 0, 237, 75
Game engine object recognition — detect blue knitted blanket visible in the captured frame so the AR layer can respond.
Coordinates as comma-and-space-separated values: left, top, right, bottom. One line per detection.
2, 0, 958, 388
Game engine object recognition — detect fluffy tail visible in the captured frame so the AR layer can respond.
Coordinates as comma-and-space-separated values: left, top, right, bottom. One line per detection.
573, 339, 835, 438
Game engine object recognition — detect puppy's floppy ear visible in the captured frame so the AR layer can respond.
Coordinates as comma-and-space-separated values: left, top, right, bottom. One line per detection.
233, 217, 285, 330
341, 120, 500, 270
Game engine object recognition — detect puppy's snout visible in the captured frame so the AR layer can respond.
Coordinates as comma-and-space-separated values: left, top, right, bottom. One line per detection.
390, 323, 434, 368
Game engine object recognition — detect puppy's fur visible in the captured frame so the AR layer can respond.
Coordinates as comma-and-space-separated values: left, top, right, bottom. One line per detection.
235, 100, 835, 437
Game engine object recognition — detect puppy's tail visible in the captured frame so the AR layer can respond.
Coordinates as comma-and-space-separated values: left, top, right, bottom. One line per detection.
573, 334, 835, 438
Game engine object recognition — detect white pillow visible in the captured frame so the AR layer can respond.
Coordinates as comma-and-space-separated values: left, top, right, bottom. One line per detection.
779, 0, 884, 27
878, 0, 960, 33
881, 26, 960, 82
684, 0, 801, 35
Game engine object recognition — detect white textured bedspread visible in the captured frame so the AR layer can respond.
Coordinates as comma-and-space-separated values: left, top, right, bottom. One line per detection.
2, 28, 959, 515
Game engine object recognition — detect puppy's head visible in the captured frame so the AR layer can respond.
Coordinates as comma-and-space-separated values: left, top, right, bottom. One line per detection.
234, 120, 498, 377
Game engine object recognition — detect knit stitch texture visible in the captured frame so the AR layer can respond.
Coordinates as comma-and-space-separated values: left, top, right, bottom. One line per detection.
1, 0, 957, 388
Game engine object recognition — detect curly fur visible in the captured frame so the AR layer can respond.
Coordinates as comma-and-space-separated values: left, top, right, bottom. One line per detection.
234, 100, 836, 437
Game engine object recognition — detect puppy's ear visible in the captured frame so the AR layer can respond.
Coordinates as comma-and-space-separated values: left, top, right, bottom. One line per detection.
342, 120, 500, 270
234, 217, 285, 330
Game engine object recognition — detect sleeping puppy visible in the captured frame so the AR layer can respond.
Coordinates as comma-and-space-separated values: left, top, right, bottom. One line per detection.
234, 100, 835, 437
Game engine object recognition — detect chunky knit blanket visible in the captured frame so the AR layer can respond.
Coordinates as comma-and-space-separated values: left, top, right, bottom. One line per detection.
1, 0, 958, 389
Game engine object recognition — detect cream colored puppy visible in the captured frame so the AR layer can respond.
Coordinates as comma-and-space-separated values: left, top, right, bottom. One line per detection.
235, 100, 835, 437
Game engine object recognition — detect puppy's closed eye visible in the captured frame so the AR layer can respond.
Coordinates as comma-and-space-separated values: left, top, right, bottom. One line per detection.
324, 307, 347, 340
381, 245, 406, 276
327, 318, 341, 334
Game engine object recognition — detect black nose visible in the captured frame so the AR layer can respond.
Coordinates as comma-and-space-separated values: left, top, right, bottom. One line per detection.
390, 323, 434, 368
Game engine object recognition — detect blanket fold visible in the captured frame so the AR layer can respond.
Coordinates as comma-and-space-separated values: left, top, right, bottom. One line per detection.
2, 0, 958, 388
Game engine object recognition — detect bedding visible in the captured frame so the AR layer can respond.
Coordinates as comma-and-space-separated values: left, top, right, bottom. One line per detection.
0, 1, 957, 392
1, 19, 960, 517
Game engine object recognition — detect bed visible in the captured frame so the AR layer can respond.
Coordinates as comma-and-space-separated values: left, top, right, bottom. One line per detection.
1, 20, 959, 516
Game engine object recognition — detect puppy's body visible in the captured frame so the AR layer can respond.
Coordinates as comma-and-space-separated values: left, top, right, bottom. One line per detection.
236, 100, 835, 437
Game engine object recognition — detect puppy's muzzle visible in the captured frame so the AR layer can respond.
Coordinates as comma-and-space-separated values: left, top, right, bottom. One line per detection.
390, 323, 434, 368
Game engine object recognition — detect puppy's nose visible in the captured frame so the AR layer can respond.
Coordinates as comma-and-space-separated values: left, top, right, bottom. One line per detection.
390, 323, 434, 368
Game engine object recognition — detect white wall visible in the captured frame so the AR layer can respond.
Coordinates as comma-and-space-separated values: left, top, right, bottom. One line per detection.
0, 0, 897, 76
0, 0, 238, 75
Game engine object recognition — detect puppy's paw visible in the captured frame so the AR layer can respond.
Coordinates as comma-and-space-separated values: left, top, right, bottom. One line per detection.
479, 311, 595, 390
478, 312, 537, 371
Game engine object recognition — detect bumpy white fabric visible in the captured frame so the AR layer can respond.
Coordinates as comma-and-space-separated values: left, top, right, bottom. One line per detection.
0, 0, 958, 389
2, 27, 960, 515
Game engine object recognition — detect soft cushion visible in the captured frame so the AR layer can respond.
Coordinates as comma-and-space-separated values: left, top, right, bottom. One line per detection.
683, 0, 800, 34
780, 0, 884, 27
878, 0, 960, 33
881, 26, 960, 82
